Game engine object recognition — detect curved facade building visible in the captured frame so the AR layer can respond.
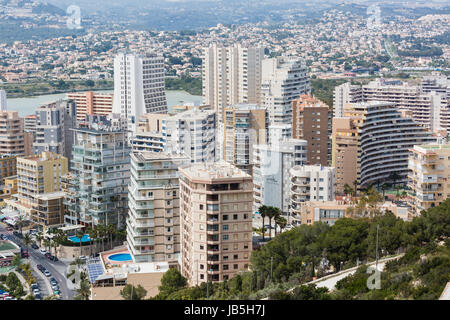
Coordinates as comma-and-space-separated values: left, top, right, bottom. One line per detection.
356, 102, 435, 187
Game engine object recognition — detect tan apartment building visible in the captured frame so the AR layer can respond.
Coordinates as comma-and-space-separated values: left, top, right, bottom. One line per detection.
179, 161, 253, 285
408, 144, 450, 216
136, 113, 169, 133
4, 152, 68, 230
0, 175, 17, 201
292, 94, 331, 166
0, 154, 18, 182
33, 192, 66, 228
0, 110, 26, 156
331, 117, 360, 194
67, 91, 114, 121
222, 104, 268, 174
127, 152, 190, 264
299, 200, 351, 226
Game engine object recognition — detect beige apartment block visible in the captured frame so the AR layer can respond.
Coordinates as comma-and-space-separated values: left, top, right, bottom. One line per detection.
222, 104, 268, 174
136, 113, 169, 133
127, 152, 190, 264
408, 144, 450, 216
179, 161, 253, 286
292, 94, 331, 166
0, 110, 26, 156
331, 117, 359, 194
67, 91, 114, 121
299, 200, 351, 226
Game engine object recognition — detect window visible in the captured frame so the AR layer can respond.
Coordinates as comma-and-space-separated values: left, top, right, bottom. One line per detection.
223, 225, 229, 231
223, 215, 229, 221
233, 254, 238, 260
223, 235, 229, 240
233, 214, 238, 220
234, 264, 238, 270
223, 265, 229, 270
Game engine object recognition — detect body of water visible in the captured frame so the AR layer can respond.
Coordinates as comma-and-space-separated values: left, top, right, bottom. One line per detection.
5, 90, 202, 117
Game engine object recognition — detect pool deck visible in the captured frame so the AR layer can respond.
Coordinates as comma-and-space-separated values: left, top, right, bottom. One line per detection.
101, 247, 132, 269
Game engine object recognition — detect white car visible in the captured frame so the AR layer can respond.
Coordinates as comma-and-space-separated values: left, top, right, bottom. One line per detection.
40, 249, 47, 255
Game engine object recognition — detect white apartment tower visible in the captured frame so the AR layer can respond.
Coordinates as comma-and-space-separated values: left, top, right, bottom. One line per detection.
162, 108, 217, 163
253, 139, 308, 216
290, 165, 335, 218
261, 56, 310, 125
202, 44, 264, 121
113, 52, 168, 133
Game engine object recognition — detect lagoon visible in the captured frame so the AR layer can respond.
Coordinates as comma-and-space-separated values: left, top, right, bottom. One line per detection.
5, 90, 203, 117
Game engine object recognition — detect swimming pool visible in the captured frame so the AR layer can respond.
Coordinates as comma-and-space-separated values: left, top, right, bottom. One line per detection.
108, 253, 132, 262
68, 235, 91, 243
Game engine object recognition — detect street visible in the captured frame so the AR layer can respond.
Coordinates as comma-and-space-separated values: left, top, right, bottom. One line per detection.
0, 223, 76, 300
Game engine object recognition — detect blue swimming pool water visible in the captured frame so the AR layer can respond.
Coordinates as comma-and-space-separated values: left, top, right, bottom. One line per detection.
68, 235, 91, 243
108, 253, 132, 262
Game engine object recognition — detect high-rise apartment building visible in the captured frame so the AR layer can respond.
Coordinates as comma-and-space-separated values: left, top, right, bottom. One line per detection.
408, 144, 450, 216
0, 111, 26, 156
292, 94, 331, 166
333, 82, 363, 118
0, 90, 6, 111
113, 52, 168, 133
253, 139, 308, 216
67, 91, 114, 121
221, 104, 268, 174
34, 101, 76, 161
332, 102, 435, 191
127, 152, 190, 263
334, 78, 450, 134
268, 124, 292, 145
261, 56, 310, 125
202, 44, 264, 121
162, 108, 217, 163
289, 165, 335, 218
4, 152, 68, 230
67, 127, 130, 228
331, 117, 359, 194
179, 161, 253, 285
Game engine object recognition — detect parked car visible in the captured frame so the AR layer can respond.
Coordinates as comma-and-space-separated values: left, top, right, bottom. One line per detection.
21, 252, 29, 258
31, 244, 39, 250
31, 284, 38, 290
51, 284, 59, 291
49, 255, 58, 262
44, 270, 51, 277
34, 294, 42, 300
44, 253, 51, 259
39, 249, 47, 255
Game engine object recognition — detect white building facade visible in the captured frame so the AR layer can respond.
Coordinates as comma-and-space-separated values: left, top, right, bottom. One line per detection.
113, 52, 168, 134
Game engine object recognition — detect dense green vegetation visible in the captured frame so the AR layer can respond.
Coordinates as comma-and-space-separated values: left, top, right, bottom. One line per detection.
150, 198, 450, 300
310, 79, 348, 108
165, 75, 202, 96
0, 80, 113, 98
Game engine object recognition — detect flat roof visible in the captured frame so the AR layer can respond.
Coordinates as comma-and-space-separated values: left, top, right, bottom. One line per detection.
35, 192, 66, 201
180, 160, 251, 181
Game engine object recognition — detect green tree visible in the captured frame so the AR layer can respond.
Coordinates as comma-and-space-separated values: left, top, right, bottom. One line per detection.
120, 284, 147, 300
158, 268, 187, 298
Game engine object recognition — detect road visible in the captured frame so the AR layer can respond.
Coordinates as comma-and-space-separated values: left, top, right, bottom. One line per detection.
0, 223, 76, 300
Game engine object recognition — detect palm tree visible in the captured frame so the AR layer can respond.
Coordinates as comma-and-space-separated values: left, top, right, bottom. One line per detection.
107, 224, 115, 250
389, 172, 401, 187
76, 229, 85, 256
266, 206, 281, 240
97, 225, 105, 252
43, 238, 51, 253
271, 207, 282, 237
22, 233, 32, 258
258, 205, 268, 241
51, 239, 59, 258
86, 227, 97, 258
74, 274, 91, 300
35, 232, 44, 247
16, 215, 25, 236
275, 216, 287, 234
353, 180, 358, 198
